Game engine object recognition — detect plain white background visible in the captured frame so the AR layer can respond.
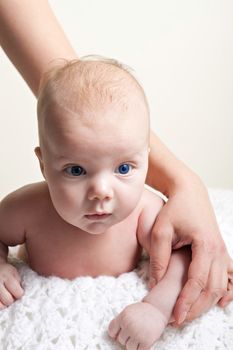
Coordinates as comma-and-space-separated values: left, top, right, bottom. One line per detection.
1, 0, 233, 199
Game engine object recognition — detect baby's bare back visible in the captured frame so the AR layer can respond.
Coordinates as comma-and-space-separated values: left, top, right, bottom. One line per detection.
17, 182, 142, 278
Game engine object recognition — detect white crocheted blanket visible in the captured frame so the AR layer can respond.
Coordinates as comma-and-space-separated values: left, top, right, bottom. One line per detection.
1, 189, 233, 350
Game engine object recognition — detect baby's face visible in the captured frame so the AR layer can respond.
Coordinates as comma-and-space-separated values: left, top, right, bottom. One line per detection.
37, 104, 149, 234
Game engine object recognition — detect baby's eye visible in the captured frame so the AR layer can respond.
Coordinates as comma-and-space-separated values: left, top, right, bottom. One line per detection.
116, 164, 132, 175
65, 165, 86, 176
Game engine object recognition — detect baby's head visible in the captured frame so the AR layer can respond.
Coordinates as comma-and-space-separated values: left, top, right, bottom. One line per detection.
36, 57, 150, 234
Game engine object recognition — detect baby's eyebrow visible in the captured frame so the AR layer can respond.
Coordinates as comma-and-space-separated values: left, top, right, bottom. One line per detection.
53, 154, 87, 165
52, 148, 146, 164
52, 154, 72, 162
120, 150, 146, 158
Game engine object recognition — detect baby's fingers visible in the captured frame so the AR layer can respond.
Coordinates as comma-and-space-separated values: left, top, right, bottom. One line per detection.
0, 300, 6, 310
117, 328, 130, 346
0, 284, 15, 306
108, 317, 121, 339
126, 338, 139, 350
5, 277, 24, 300
108, 318, 135, 348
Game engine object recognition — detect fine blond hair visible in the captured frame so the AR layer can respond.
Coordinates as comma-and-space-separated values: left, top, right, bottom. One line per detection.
37, 56, 150, 143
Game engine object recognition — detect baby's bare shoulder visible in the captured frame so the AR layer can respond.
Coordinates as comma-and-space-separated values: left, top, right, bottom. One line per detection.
0, 182, 50, 245
141, 187, 164, 213
0, 182, 51, 244
137, 188, 164, 252
1, 181, 49, 212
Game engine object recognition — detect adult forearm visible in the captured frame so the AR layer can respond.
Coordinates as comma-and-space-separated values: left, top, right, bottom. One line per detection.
0, 0, 77, 96
146, 130, 203, 197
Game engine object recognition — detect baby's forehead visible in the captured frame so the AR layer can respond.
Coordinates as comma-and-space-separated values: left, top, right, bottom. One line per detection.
40, 103, 149, 157
45, 99, 148, 135
41, 117, 149, 166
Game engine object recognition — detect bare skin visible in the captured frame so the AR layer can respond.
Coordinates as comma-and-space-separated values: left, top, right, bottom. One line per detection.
0, 182, 189, 350
1, 182, 143, 279
0, 60, 193, 349
0, 0, 233, 325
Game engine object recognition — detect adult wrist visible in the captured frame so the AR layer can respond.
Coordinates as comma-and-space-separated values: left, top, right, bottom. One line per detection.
166, 170, 205, 199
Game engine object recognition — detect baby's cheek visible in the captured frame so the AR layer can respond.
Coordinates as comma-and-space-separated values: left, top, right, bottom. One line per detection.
50, 193, 78, 222
124, 189, 143, 211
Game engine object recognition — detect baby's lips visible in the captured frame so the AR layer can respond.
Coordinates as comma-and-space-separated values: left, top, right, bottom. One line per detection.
85, 213, 112, 220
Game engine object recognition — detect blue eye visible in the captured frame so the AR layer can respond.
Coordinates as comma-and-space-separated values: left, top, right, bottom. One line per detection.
117, 164, 132, 175
66, 165, 86, 176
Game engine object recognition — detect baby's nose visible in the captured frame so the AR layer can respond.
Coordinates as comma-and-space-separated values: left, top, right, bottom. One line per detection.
88, 176, 113, 201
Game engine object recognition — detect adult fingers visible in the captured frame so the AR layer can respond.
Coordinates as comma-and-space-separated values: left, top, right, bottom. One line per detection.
185, 260, 228, 321
173, 241, 210, 324
219, 283, 233, 307
219, 259, 233, 307
149, 220, 173, 288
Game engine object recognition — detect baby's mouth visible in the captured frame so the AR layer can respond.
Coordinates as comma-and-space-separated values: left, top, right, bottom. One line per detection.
85, 213, 112, 221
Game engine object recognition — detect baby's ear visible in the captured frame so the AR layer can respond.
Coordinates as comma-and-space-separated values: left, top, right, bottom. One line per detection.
34, 147, 46, 178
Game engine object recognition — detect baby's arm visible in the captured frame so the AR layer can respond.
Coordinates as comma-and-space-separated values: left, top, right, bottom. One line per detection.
108, 189, 190, 349
108, 248, 190, 350
142, 247, 190, 323
0, 189, 27, 308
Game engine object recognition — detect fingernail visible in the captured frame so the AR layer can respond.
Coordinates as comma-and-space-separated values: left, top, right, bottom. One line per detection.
177, 311, 187, 325
149, 278, 156, 289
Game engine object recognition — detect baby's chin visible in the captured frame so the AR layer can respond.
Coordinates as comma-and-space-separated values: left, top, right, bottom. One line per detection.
58, 213, 116, 235
79, 220, 116, 235
55, 208, 134, 235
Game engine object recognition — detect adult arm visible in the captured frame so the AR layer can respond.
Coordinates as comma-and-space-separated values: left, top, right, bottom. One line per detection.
0, 0, 77, 96
147, 133, 233, 323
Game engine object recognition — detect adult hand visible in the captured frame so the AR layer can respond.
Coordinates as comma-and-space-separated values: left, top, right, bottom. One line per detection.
148, 180, 233, 325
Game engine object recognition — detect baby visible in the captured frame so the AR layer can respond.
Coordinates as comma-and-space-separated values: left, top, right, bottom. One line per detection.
0, 57, 190, 349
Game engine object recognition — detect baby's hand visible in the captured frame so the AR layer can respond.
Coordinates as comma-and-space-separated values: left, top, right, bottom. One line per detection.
108, 302, 167, 350
0, 263, 24, 309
